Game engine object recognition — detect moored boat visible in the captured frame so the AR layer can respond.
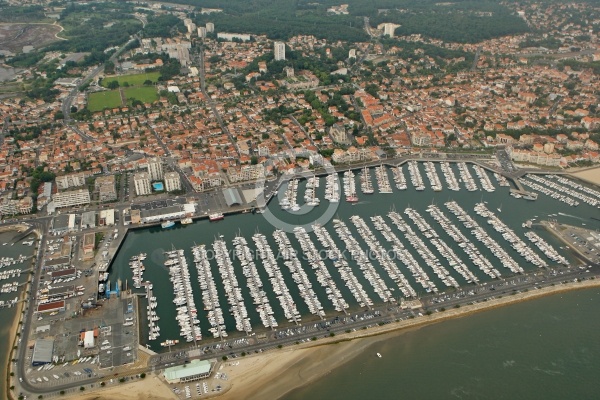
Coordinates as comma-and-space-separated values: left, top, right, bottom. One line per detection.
209, 213, 224, 222
161, 221, 175, 229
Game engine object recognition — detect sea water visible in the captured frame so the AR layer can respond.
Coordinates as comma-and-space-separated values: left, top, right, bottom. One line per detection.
283, 287, 600, 400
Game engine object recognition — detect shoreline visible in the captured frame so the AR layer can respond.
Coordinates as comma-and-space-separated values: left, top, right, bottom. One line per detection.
3, 306, 21, 400
567, 166, 600, 186
5, 228, 38, 400
214, 278, 600, 400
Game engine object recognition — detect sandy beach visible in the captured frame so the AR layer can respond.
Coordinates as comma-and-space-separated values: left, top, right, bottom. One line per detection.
4, 306, 22, 399
214, 278, 600, 400
76, 375, 178, 400
568, 166, 600, 186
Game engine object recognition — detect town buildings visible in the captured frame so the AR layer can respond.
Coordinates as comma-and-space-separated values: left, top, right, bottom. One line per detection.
52, 189, 91, 209
164, 171, 182, 192
147, 157, 164, 181
133, 172, 152, 196
274, 41, 286, 61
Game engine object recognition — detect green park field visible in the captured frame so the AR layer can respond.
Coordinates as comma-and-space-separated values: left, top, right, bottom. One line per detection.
101, 71, 160, 88
87, 90, 122, 112
88, 73, 159, 111
124, 86, 159, 104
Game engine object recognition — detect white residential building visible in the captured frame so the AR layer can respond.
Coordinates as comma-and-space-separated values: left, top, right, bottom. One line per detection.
147, 157, 163, 181
274, 41, 286, 61
134, 172, 152, 196
164, 172, 182, 192
227, 164, 265, 183
94, 175, 117, 202
206, 22, 214, 33
55, 172, 86, 190
52, 189, 91, 209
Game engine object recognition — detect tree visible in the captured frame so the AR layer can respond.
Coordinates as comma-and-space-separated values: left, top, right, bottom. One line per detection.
104, 60, 115, 74
251, 155, 258, 165
107, 81, 119, 89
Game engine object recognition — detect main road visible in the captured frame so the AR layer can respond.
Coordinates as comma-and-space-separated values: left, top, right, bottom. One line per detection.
194, 45, 241, 156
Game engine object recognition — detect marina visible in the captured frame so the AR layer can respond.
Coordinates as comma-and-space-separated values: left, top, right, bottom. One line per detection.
374, 165, 393, 194
360, 167, 375, 195
129, 253, 146, 289
105, 162, 599, 352
165, 248, 202, 343
343, 170, 358, 203
192, 244, 227, 339
324, 173, 340, 203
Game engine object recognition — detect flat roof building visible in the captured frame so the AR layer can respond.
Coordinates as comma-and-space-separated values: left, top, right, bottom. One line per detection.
164, 359, 213, 383
52, 189, 91, 209
47, 285, 75, 299
83, 331, 95, 349
32, 339, 54, 366
274, 41, 286, 61
82, 232, 95, 256
43, 256, 71, 270
81, 211, 96, 229
55, 172, 86, 190
139, 205, 185, 223
95, 175, 117, 202
99, 209, 115, 226
147, 157, 164, 181
134, 172, 152, 196
50, 268, 77, 279
164, 171, 182, 192
37, 300, 65, 314
52, 214, 76, 234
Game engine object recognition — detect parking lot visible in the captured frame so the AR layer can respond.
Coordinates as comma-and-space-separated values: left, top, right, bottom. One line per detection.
26, 295, 138, 389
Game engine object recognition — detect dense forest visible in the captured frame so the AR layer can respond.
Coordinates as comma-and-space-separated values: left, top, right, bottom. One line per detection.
46, 3, 142, 53
170, 0, 530, 43
143, 14, 185, 38
368, 1, 530, 43
193, 3, 368, 43
0, 5, 46, 22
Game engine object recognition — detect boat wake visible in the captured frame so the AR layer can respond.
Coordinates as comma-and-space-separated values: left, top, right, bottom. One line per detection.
558, 212, 585, 221
532, 366, 564, 376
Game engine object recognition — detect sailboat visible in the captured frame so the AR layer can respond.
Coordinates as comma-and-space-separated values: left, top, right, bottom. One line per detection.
497, 203, 502, 213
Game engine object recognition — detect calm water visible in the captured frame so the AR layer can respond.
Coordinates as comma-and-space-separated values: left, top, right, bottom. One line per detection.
283, 287, 600, 400
107, 164, 600, 351
0, 231, 35, 397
